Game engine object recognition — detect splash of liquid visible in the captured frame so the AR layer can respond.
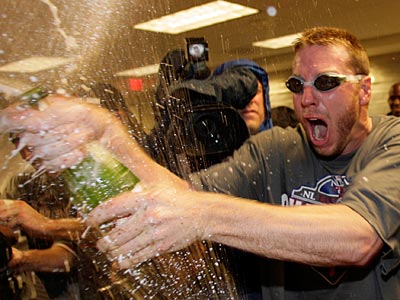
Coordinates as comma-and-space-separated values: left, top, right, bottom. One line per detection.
40, 0, 79, 52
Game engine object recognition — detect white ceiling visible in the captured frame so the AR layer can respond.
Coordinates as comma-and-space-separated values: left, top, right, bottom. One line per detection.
1, 0, 400, 127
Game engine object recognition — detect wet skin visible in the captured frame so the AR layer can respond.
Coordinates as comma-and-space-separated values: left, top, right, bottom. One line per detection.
291, 45, 372, 157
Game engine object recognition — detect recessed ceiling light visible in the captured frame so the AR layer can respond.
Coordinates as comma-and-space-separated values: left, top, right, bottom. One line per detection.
252, 33, 301, 49
115, 64, 160, 77
134, 0, 259, 34
0, 56, 76, 73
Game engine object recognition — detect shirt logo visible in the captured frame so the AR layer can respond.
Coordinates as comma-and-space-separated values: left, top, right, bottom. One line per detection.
282, 175, 351, 206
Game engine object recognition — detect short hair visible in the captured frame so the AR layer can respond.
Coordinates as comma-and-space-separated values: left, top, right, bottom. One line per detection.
389, 82, 400, 95
293, 27, 370, 75
271, 106, 298, 128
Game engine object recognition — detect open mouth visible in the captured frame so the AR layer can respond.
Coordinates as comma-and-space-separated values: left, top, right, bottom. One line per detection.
308, 118, 328, 143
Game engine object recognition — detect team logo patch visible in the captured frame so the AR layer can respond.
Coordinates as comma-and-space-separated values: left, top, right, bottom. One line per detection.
283, 175, 351, 206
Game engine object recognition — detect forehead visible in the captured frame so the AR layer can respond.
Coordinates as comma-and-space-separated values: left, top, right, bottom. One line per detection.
390, 84, 400, 95
292, 45, 352, 75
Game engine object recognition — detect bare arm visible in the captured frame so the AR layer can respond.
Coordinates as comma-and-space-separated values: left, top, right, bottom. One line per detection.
201, 194, 383, 267
0, 200, 83, 240
88, 185, 383, 269
8, 243, 76, 272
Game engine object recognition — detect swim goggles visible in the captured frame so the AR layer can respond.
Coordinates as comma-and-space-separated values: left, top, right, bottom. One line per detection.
286, 73, 364, 94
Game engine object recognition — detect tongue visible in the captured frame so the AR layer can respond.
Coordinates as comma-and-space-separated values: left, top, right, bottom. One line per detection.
313, 124, 327, 140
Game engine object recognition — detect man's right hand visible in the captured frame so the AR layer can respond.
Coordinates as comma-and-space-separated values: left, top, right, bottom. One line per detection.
0, 95, 125, 171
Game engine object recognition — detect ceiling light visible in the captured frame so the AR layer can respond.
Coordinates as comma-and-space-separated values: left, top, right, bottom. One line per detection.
0, 83, 23, 97
134, 0, 259, 34
252, 33, 301, 49
0, 56, 76, 73
115, 64, 160, 77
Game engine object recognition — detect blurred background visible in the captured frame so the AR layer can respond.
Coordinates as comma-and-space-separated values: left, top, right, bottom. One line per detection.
1, 0, 400, 132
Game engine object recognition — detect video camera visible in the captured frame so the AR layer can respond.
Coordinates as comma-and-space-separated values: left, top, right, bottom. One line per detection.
154, 38, 254, 171
168, 85, 249, 170
183, 37, 211, 80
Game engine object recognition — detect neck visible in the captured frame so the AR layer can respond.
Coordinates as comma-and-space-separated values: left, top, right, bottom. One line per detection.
344, 115, 372, 155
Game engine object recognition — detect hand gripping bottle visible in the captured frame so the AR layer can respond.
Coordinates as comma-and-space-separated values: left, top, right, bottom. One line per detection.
16, 86, 140, 213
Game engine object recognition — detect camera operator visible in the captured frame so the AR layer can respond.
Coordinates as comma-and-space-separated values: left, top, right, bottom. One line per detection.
147, 41, 272, 174
213, 59, 273, 135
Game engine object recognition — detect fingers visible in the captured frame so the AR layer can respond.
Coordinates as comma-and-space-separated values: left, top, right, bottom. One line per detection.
87, 191, 141, 226
96, 215, 146, 255
1, 95, 107, 135
40, 149, 87, 170
99, 218, 176, 269
88, 186, 202, 268
0, 104, 39, 133
19, 125, 94, 169
4, 103, 103, 171
88, 191, 167, 266
1, 95, 120, 171
21, 123, 95, 148
0, 200, 19, 228
110, 234, 174, 269
0, 200, 18, 218
1, 95, 69, 133
96, 198, 158, 253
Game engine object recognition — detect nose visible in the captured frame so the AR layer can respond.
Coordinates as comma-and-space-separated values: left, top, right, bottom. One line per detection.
299, 86, 318, 107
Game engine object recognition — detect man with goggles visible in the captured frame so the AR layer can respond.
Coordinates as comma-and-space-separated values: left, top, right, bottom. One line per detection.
0, 27, 398, 300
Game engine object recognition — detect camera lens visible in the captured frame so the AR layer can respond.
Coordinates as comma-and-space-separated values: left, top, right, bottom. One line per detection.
184, 107, 248, 156
193, 114, 219, 141
189, 44, 205, 58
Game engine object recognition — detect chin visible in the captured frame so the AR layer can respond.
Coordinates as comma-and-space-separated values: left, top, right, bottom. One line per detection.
313, 145, 342, 158
244, 122, 259, 135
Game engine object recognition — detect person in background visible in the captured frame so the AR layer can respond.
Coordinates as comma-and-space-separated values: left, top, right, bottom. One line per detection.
387, 82, 400, 116
1, 26, 399, 300
213, 59, 273, 134
270, 105, 299, 128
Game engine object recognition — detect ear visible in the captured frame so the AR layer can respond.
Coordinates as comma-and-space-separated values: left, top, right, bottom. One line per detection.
359, 76, 371, 106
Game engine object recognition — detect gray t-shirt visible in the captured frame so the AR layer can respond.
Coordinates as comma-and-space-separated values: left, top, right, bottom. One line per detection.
189, 115, 400, 300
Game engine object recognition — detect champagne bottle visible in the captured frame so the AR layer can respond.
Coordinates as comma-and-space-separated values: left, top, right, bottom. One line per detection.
62, 142, 140, 215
